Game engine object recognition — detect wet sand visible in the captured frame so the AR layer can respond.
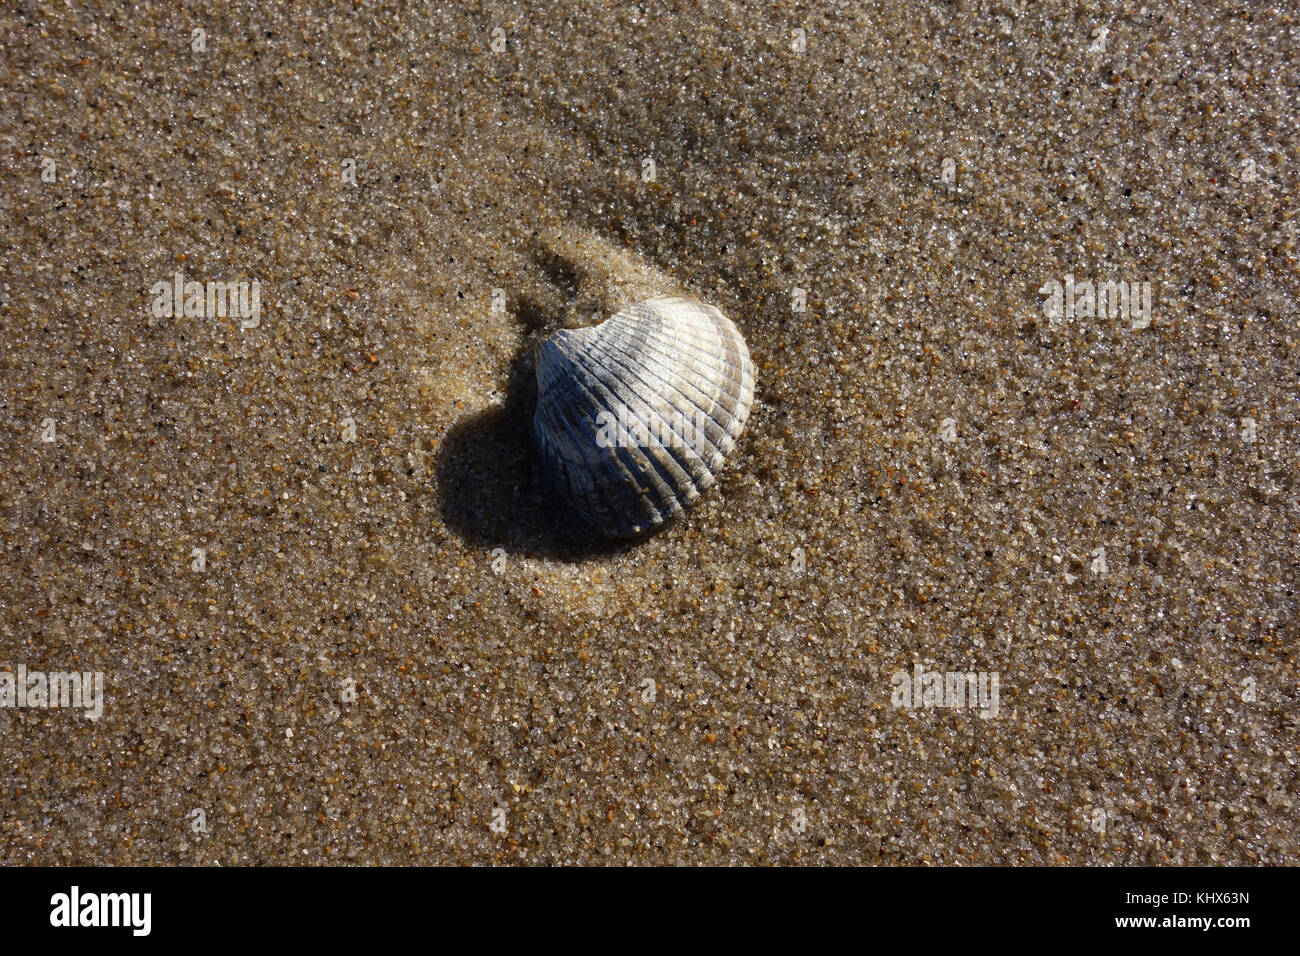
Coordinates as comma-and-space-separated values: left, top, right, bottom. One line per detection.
1, 1, 1296, 863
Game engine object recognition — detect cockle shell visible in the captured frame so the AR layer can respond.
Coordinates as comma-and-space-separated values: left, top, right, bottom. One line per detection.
534, 295, 755, 538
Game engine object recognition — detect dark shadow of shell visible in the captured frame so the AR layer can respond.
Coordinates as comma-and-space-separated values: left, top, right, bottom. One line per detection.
433, 319, 646, 560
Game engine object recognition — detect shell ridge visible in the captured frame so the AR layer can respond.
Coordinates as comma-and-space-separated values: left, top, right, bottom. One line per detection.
533, 295, 755, 537
538, 345, 652, 532
607, 313, 751, 419
552, 338, 685, 530
588, 310, 748, 458
545, 355, 656, 529
577, 334, 729, 475
566, 338, 700, 521
608, 312, 746, 386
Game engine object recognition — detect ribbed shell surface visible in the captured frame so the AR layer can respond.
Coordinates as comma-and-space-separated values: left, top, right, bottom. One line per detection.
533, 296, 755, 538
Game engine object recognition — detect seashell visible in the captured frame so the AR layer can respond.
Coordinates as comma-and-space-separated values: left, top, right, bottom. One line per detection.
533, 295, 755, 538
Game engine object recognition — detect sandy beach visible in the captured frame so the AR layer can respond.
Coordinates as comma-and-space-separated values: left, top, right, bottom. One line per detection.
1, 1, 1296, 863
